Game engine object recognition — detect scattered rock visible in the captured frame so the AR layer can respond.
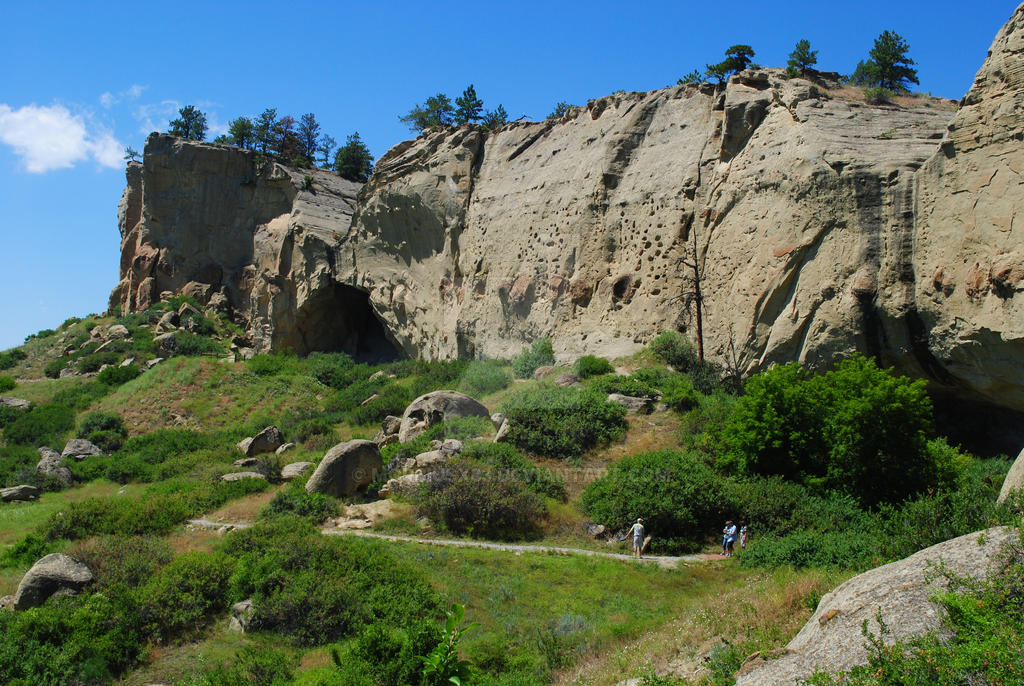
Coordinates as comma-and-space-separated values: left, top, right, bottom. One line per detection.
305, 440, 381, 497
1, 485, 41, 502
154, 332, 178, 357
554, 372, 580, 387
374, 415, 402, 447
997, 445, 1024, 504
232, 457, 259, 467
146, 357, 164, 369
220, 472, 267, 482
534, 366, 556, 380
280, 461, 313, 480
13, 554, 93, 610
494, 419, 511, 444
106, 324, 130, 340
36, 448, 72, 487
156, 310, 180, 333
607, 393, 654, 413
584, 522, 606, 538
0, 397, 30, 410
275, 442, 295, 455
490, 413, 506, 430
236, 426, 285, 456
398, 391, 490, 443
228, 599, 254, 632
119, 356, 136, 367
735, 527, 1019, 685
379, 472, 428, 498
0, 595, 14, 611
61, 438, 103, 460
59, 367, 79, 379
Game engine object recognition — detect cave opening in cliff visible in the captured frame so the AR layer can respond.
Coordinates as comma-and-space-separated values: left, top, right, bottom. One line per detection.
288, 284, 402, 363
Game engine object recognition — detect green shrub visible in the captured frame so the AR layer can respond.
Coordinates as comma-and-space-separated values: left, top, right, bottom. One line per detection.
581, 450, 734, 552
3, 402, 75, 446
409, 359, 471, 396
346, 382, 414, 426
246, 352, 300, 376
138, 551, 235, 642
173, 330, 224, 356
415, 460, 547, 539
574, 355, 614, 379
196, 645, 296, 686
461, 441, 567, 500
77, 351, 119, 373
660, 374, 701, 412
86, 429, 125, 453
649, 331, 699, 372
260, 482, 339, 523
0, 376, 14, 392
0, 405, 21, 430
51, 380, 110, 410
588, 373, 660, 399
333, 620, 441, 686
97, 363, 141, 385
78, 410, 126, 438
308, 352, 356, 388
67, 535, 174, 591
44, 357, 70, 378
0, 348, 27, 370
500, 386, 627, 460
718, 355, 936, 506
457, 360, 512, 397
512, 339, 555, 379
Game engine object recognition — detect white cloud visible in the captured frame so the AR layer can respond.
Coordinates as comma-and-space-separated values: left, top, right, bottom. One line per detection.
134, 99, 180, 135
99, 84, 146, 109
0, 104, 124, 173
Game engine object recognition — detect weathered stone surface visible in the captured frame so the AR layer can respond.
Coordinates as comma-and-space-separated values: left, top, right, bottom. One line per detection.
398, 391, 490, 443
154, 332, 177, 357
237, 426, 284, 456
36, 448, 72, 486
554, 372, 580, 387
156, 310, 179, 332
533, 365, 555, 380
494, 419, 510, 443
607, 393, 654, 413
306, 440, 381, 497
735, 527, 1018, 685
232, 457, 259, 467
490, 413, 506, 430
275, 442, 295, 455
373, 415, 403, 447
62, 438, 103, 460
998, 446, 1024, 504
280, 461, 313, 480
110, 6, 1024, 422
106, 324, 130, 340
220, 471, 267, 482
0, 397, 30, 410
379, 472, 428, 498
1, 485, 40, 502
228, 598, 254, 632
13, 554, 93, 610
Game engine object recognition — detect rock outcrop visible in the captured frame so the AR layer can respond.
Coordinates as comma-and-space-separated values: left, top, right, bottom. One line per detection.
998, 446, 1024, 503
111, 5, 1024, 421
398, 391, 490, 443
735, 527, 1018, 685
305, 440, 381, 497
14, 554, 93, 610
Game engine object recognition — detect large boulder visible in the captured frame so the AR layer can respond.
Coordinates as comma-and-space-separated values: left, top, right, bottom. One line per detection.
228, 598, 254, 632
61, 438, 103, 460
154, 332, 178, 357
379, 472, 429, 499
236, 426, 285, 456
220, 471, 267, 482
280, 461, 313, 480
735, 527, 1018, 685
1, 485, 40, 502
0, 397, 30, 410
607, 393, 653, 413
13, 554, 93, 610
36, 448, 72, 487
305, 440, 381, 497
997, 446, 1024, 504
398, 391, 490, 443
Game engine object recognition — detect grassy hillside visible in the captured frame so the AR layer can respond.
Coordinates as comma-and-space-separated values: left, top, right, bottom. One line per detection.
0, 309, 1019, 685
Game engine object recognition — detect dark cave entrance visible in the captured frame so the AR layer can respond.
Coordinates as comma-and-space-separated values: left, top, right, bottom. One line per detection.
288, 283, 402, 363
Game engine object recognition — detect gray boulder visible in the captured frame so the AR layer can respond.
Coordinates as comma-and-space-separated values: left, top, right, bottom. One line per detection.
13, 554, 93, 610
281, 461, 314, 480
533, 365, 556, 380
306, 440, 382, 497
494, 419, 511, 443
554, 372, 580, 387
236, 426, 285, 456
379, 472, 429, 498
607, 393, 654, 413
373, 415, 402, 447
997, 446, 1024, 504
228, 598, 254, 632
155, 310, 179, 333
154, 332, 178, 357
232, 457, 260, 467
36, 448, 72, 487
105, 324, 130, 340
220, 471, 267, 482
275, 442, 295, 455
398, 391, 490, 443
735, 527, 1019, 685
1, 485, 40, 502
0, 397, 30, 410
490, 413, 506, 431
62, 438, 103, 460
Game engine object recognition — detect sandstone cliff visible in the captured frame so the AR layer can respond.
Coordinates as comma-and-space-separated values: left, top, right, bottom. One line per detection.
112, 4, 1024, 416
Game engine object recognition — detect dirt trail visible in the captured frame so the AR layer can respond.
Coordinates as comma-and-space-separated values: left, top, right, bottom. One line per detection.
187, 519, 712, 568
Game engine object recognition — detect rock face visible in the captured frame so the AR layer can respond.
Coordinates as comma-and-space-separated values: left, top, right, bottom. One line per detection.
62, 438, 103, 460
997, 446, 1024, 503
111, 6, 1024, 419
14, 554, 93, 610
36, 448, 72, 486
305, 440, 381, 497
735, 527, 1018, 685
236, 426, 285, 456
398, 391, 491, 443
1, 485, 40, 502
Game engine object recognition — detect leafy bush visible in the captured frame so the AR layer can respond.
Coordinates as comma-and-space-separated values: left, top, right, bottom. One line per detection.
581, 450, 734, 552
78, 410, 126, 438
330, 620, 441, 686
3, 402, 75, 446
222, 517, 440, 645
308, 352, 356, 388
415, 460, 548, 539
588, 373, 660, 399
512, 339, 555, 379
195, 645, 296, 686
649, 331, 699, 372
44, 357, 69, 378
138, 551, 235, 642
500, 386, 627, 460
51, 380, 110, 410
457, 360, 512, 397
97, 363, 141, 385
346, 382, 413, 426
574, 355, 614, 379
461, 441, 567, 500
409, 359, 471, 396
246, 352, 300, 376
0, 375, 14, 392
67, 535, 174, 591
77, 351, 119, 373
660, 374, 701, 412
718, 355, 937, 506
0, 348, 27, 370
173, 330, 224, 356
260, 482, 339, 523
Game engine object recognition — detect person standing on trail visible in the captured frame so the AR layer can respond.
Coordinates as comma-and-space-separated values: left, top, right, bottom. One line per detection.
624, 518, 646, 558
739, 522, 748, 550
723, 520, 737, 557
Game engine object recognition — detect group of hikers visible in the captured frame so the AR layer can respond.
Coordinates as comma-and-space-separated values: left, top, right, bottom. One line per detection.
621, 518, 748, 559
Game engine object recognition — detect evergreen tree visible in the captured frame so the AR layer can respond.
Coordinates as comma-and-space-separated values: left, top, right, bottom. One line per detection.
167, 105, 207, 141
677, 70, 702, 85
864, 30, 919, 91
787, 39, 818, 76
454, 84, 484, 124
318, 134, 337, 168
274, 115, 302, 163
334, 132, 374, 182
399, 94, 455, 132
226, 116, 255, 149
481, 104, 508, 130
705, 45, 755, 83
254, 108, 279, 154
123, 146, 141, 162
297, 113, 321, 166
547, 101, 573, 120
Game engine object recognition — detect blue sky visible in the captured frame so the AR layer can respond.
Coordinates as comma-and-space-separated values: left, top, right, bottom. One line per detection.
0, 0, 1018, 350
